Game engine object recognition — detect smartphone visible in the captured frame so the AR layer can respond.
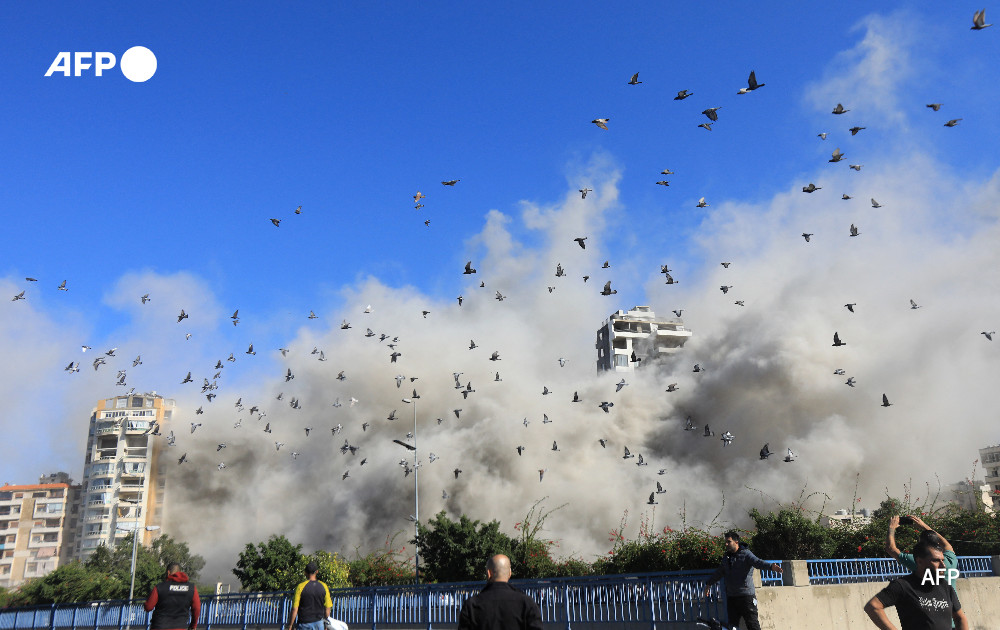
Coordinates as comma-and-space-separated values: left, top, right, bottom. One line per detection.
898, 516, 914, 525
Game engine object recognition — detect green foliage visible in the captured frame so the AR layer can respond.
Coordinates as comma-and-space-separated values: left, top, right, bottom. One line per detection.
347, 534, 414, 586
232, 535, 305, 592
415, 512, 515, 582
748, 507, 838, 560
592, 512, 725, 574
304, 550, 351, 589
7, 562, 121, 605
151, 535, 206, 582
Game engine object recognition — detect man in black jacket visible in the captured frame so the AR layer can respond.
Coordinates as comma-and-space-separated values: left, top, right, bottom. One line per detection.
457, 554, 543, 630
702, 532, 781, 630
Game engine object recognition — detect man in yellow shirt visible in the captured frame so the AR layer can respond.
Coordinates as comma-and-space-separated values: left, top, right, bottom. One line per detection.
287, 562, 332, 630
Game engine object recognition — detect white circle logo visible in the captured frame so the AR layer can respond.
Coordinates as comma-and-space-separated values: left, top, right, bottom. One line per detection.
120, 46, 157, 82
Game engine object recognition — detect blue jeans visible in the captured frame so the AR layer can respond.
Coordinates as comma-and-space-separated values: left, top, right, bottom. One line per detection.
297, 620, 324, 630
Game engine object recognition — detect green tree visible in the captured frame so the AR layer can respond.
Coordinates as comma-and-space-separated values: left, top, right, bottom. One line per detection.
82, 532, 178, 600
233, 535, 305, 592
415, 512, 515, 583
347, 534, 414, 586
748, 507, 837, 560
303, 550, 351, 589
11, 561, 122, 605
151, 535, 206, 582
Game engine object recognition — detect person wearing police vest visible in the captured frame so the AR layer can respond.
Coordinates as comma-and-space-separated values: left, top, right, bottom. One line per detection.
144, 563, 201, 630
286, 562, 332, 630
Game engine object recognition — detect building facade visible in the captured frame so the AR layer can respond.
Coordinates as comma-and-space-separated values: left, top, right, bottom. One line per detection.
943, 479, 994, 514
75, 393, 175, 560
596, 306, 692, 372
0, 477, 81, 588
979, 443, 1000, 512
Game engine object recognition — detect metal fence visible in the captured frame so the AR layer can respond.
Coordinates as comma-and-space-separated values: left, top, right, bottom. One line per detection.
0, 570, 723, 630
805, 556, 994, 585
1, 557, 993, 630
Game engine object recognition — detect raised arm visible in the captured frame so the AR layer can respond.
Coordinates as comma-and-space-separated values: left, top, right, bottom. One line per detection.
909, 515, 954, 553
884, 516, 901, 559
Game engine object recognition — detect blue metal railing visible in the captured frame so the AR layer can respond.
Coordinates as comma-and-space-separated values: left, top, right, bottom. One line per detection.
806, 556, 994, 584
0, 557, 992, 630
759, 560, 782, 586
0, 570, 723, 630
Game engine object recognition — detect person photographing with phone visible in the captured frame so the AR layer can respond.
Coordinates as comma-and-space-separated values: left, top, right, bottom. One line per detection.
885, 515, 959, 585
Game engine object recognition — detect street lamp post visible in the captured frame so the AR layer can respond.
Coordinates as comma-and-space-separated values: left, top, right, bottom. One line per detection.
401, 398, 419, 583
116, 523, 160, 630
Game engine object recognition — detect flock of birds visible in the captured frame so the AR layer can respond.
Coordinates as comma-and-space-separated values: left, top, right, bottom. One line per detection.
7, 7, 996, 532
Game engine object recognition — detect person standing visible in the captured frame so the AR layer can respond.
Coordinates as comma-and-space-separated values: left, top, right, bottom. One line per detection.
287, 562, 332, 630
701, 531, 781, 630
144, 563, 200, 630
886, 515, 959, 584
864, 540, 969, 629
457, 554, 543, 630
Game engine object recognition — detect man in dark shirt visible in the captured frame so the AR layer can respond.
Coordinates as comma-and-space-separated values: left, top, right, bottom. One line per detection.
457, 554, 543, 630
144, 563, 200, 630
864, 541, 969, 629
287, 562, 332, 630
702, 531, 781, 630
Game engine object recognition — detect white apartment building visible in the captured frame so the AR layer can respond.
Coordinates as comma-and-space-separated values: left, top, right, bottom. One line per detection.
979, 443, 1000, 512
0, 478, 80, 588
596, 306, 692, 372
75, 393, 175, 559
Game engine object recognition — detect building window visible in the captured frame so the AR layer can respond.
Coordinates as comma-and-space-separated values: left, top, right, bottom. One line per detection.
115, 398, 127, 409
614, 354, 629, 368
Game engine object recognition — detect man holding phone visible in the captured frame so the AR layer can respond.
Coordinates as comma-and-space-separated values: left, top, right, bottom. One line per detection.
885, 515, 959, 585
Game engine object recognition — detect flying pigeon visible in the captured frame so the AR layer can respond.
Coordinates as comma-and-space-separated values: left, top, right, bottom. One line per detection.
615, 378, 627, 392
802, 183, 821, 193
442, 180, 460, 186
972, 9, 992, 29
802, 233, 813, 242
647, 493, 657, 505
881, 394, 892, 407
579, 188, 592, 199
909, 299, 921, 310
833, 332, 846, 346
674, 90, 693, 100
832, 103, 849, 115
845, 303, 856, 313
177, 309, 188, 322
849, 126, 865, 136
783, 449, 797, 463
599, 401, 614, 413
849, 224, 860, 237
574, 237, 588, 249
601, 281, 617, 296
871, 199, 882, 208
926, 103, 943, 111
591, 118, 610, 130
702, 107, 721, 121
463, 261, 476, 274
738, 70, 764, 94
759, 444, 773, 460
627, 72, 641, 85
697, 197, 708, 208
944, 119, 962, 127
623, 447, 634, 459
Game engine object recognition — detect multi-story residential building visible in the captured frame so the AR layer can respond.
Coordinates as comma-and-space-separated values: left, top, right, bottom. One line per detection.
75, 393, 175, 560
596, 306, 692, 372
979, 443, 1000, 512
0, 476, 81, 588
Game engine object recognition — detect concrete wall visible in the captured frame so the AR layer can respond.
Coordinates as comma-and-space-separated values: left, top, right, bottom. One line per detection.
756, 575, 1000, 630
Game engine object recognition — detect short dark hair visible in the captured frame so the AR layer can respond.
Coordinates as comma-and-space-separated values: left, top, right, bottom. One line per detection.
305, 561, 319, 574
918, 530, 944, 548
166, 563, 181, 574
913, 540, 943, 560
724, 531, 741, 543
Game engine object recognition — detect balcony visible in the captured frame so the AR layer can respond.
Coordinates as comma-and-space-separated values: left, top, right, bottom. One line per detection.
85, 514, 109, 522
123, 449, 148, 460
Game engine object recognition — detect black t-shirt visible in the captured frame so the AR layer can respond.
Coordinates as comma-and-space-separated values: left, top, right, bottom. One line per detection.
875, 573, 961, 629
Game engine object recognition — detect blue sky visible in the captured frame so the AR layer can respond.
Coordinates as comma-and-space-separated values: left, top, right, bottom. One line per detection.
2, 2, 999, 565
